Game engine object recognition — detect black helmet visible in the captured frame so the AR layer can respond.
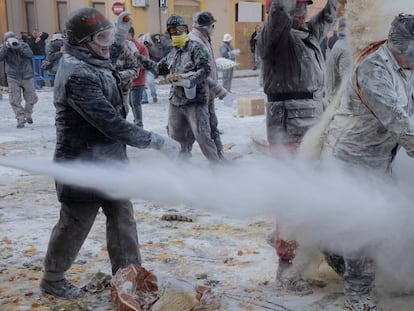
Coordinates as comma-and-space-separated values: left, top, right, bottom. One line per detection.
166, 15, 188, 32
65, 7, 113, 45
193, 11, 216, 28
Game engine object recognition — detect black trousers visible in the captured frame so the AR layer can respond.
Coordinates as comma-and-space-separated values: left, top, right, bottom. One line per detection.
43, 199, 141, 281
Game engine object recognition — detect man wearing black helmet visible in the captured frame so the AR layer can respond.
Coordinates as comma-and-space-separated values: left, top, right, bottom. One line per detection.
139, 14, 221, 162
257, 0, 338, 296
189, 11, 235, 160
39, 8, 180, 299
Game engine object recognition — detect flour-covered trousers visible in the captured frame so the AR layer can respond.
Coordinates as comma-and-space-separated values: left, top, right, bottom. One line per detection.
266, 97, 323, 146
222, 68, 234, 92
43, 199, 141, 281
168, 102, 220, 162
7, 77, 38, 122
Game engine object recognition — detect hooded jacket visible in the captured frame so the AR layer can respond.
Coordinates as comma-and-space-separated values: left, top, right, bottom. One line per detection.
53, 42, 153, 202
189, 28, 225, 99
0, 40, 34, 80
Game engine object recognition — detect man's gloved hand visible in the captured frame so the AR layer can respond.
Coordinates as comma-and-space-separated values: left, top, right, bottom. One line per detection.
6, 38, 20, 49
119, 69, 136, 81
115, 12, 133, 45
149, 132, 181, 159
222, 91, 238, 105
127, 40, 138, 54
217, 86, 227, 100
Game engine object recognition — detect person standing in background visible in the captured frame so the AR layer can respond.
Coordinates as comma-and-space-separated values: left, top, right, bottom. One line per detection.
189, 11, 236, 161
115, 35, 139, 117
0, 31, 38, 128
44, 32, 65, 84
219, 33, 239, 92
128, 27, 149, 127
27, 29, 49, 56
325, 17, 351, 103
250, 25, 262, 70
28, 29, 49, 87
140, 33, 167, 104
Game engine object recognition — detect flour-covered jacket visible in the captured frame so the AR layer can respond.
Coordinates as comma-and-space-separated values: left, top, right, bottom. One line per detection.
53, 43, 153, 202
142, 39, 210, 106
322, 44, 414, 171
325, 37, 352, 102
0, 41, 34, 80
189, 29, 226, 99
256, 0, 337, 143
45, 39, 64, 76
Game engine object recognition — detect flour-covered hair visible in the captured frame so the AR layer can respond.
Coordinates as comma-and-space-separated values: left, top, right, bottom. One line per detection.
388, 14, 414, 54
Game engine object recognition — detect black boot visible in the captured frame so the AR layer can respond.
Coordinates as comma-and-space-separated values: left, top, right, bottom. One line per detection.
40, 278, 82, 299
324, 252, 345, 276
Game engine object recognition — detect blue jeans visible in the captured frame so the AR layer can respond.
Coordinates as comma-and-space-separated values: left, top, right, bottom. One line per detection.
129, 85, 145, 127
142, 71, 157, 102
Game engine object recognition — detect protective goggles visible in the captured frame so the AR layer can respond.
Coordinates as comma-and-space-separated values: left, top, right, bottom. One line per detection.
168, 25, 188, 36
92, 28, 115, 47
294, 3, 308, 17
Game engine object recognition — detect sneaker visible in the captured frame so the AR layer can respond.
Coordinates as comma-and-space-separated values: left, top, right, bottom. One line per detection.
25, 117, 33, 124
276, 261, 312, 295
40, 278, 82, 299
142, 100, 148, 104
17, 120, 25, 128
345, 295, 382, 311
153, 97, 158, 104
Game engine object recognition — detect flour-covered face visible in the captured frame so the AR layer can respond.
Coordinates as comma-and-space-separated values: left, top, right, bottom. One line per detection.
86, 29, 115, 59
294, 3, 307, 17
292, 3, 308, 30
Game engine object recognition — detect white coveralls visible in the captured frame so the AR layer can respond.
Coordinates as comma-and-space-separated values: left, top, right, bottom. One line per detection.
322, 43, 414, 306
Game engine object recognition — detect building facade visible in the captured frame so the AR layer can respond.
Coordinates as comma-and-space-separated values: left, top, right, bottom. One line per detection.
0, 0, 332, 70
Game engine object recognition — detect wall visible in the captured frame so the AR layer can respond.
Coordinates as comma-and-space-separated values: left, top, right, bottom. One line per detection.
2, 0, 338, 70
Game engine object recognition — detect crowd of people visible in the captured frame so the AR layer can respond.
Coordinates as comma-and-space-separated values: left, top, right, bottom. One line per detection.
1, 1, 414, 310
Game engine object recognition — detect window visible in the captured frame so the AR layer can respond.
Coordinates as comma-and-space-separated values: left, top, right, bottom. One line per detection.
57, 1, 68, 32
25, 1, 36, 33
92, 2, 105, 15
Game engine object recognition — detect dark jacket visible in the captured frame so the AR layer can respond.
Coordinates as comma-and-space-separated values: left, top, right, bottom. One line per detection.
53, 42, 153, 203
257, 0, 337, 97
141, 39, 211, 106
27, 32, 49, 56
0, 41, 34, 80
45, 39, 64, 75
250, 31, 258, 53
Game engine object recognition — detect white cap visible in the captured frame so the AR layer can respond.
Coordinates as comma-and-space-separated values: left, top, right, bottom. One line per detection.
51, 33, 63, 41
223, 33, 232, 42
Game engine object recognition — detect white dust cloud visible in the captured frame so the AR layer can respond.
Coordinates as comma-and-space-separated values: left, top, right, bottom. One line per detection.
2, 154, 414, 291
346, 0, 414, 58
